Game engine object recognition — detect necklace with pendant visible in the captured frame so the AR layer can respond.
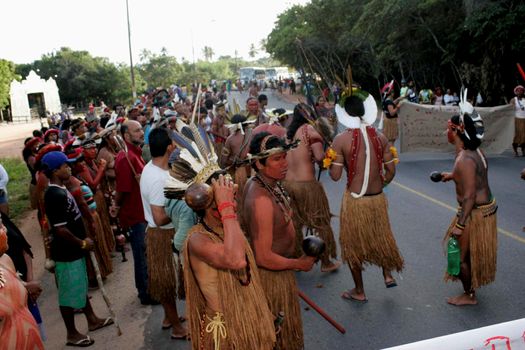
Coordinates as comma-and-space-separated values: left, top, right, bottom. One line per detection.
254, 173, 292, 223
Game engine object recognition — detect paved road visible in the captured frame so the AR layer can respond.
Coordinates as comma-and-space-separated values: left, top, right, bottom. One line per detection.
27, 90, 525, 349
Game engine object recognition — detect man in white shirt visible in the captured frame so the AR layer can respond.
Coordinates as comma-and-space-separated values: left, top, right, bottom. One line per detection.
140, 127, 188, 340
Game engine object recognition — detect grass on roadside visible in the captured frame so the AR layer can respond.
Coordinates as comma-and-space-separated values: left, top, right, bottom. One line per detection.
1, 157, 31, 220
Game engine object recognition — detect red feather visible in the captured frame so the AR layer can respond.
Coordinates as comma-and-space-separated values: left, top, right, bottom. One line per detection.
517, 63, 525, 81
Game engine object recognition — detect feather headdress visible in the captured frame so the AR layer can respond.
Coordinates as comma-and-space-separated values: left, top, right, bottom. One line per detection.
164, 85, 221, 200
334, 66, 379, 198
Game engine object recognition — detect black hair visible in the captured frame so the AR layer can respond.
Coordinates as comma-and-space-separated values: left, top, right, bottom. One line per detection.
100, 115, 109, 128
450, 115, 481, 150
149, 127, 172, 157
33, 130, 42, 138
258, 94, 268, 103
272, 108, 286, 116
120, 123, 129, 136
343, 96, 365, 117
287, 103, 312, 141
199, 107, 208, 114
231, 114, 247, 124
204, 99, 214, 110
249, 132, 286, 170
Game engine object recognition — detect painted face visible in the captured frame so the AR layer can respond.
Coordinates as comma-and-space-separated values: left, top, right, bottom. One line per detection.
49, 133, 58, 142
0, 223, 8, 256
247, 100, 259, 115
83, 146, 97, 160
259, 152, 288, 181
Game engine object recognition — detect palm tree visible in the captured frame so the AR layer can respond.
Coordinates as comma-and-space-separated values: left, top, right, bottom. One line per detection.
248, 43, 258, 58
202, 46, 215, 61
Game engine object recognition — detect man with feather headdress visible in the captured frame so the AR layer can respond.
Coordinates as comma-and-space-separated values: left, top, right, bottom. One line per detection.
329, 82, 404, 303
164, 111, 276, 349
283, 103, 341, 273
438, 88, 497, 306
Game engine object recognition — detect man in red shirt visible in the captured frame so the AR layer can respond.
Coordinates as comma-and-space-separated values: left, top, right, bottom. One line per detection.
112, 120, 155, 304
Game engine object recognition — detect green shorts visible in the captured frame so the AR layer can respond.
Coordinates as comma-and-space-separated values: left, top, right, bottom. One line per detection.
55, 257, 88, 309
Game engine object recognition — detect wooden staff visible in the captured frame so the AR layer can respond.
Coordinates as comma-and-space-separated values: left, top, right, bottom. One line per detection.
298, 289, 346, 334
89, 251, 123, 336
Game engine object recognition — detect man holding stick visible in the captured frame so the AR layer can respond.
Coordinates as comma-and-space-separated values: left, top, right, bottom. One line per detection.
243, 132, 315, 350
43, 151, 112, 347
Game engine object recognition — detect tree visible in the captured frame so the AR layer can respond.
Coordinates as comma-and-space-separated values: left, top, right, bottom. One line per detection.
266, 0, 525, 104
202, 46, 215, 61
138, 48, 182, 89
248, 43, 258, 58
0, 59, 20, 110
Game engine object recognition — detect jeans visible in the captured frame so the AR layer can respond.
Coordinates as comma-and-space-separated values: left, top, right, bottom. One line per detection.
128, 222, 149, 300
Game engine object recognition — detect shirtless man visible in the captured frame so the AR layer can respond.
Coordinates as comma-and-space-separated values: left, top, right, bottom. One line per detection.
244, 132, 315, 350
439, 112, 497, 306
220, 114, 252, 208
284, 103, 341, 272
184, 174, 276, 350
330, 93, 404, 302
211, 102, 230, 164
246, 97, 264, 126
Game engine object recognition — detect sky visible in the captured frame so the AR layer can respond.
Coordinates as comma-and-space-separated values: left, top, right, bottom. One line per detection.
0, 0, 309, 65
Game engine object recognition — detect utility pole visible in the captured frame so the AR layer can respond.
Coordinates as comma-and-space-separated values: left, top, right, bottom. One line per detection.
126, 0, 137, 100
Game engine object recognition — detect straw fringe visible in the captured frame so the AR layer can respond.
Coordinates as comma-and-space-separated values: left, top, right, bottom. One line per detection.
146, 227, 179, 303
340, 191, 404, 271
382, 117, 398, 141
184, 224, 276, 350
283, 180, 337, 262
258, 268, 303, 350
444, 203, 498, 289
83, 212, 113, 279
94, 191, 116, 252
513, 118, 525, 144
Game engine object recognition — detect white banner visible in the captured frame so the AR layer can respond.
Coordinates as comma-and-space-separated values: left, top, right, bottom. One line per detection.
398, 102, 515, 154
384, 318, 525, 350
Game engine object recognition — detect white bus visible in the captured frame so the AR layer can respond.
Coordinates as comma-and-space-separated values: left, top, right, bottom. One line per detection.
265, 67, 290, 81
239, 67, 266, 85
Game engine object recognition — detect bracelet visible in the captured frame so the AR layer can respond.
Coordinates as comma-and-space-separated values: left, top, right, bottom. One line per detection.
221, 214, 237, 223
81, 240, 87, 249
218, 201, 235, 214
331, 162, 344, 167
455, 222, 465, 230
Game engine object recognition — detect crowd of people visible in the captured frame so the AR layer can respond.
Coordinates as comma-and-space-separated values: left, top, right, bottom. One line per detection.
1, 78, 524, 349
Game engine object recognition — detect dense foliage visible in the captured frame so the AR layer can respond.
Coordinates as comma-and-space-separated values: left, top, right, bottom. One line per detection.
266, 0, 525, 105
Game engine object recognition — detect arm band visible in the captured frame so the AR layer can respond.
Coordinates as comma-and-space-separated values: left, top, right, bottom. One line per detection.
331, 162, 344, 167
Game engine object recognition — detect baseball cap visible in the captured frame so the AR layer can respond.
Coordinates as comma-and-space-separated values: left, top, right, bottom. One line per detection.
42, 151, 76, 172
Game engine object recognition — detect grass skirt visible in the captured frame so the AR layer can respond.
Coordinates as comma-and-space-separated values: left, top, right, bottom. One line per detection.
258, 268, 303, 350
184, 224, 275, 350
383, 117, 399, 141
513, 118, 525, 144
444, 200, 498, 289
146, 226, 180, 303
83, 213, 113, 280
94, 190, 115, 252
283, 180, 337, 263
340, 191, 404, 271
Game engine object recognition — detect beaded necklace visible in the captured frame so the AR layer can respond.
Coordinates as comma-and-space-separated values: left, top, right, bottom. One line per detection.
254, 173, 292, 223
200, 220, 251, 286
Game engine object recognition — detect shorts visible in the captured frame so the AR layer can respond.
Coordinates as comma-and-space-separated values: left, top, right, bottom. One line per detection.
55, 257, 88, 309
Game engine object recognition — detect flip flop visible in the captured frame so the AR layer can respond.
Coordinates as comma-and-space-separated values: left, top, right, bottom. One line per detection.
171, 333, 190, 340
385, 280, 398, 288
66, 335, 95, 347
89, 317, 114, 332
321, 260, 343, 273
162, 316, 187, 329
341, 290, 367, 303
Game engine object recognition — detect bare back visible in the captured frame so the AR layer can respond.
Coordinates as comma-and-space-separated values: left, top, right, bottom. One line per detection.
332, 129, 390, 195
285, 124, 324, 181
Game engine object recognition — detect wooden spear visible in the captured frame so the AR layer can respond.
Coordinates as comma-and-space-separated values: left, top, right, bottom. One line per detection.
298, 289, 346, 334
89, 251, 123, 336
